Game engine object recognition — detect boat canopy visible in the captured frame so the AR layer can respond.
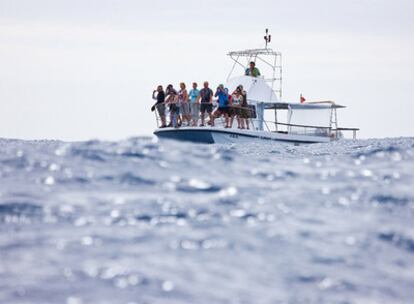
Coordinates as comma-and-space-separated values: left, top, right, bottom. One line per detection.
262, 101, 346, 110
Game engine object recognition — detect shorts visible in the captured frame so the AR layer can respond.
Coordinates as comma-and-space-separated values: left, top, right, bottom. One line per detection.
214, 107, 229, 117
200, 103, 213, 114
156, 103, 165, 116
231, 106, 241, 116
240, 108, 250, 119
181, 103, 190, 115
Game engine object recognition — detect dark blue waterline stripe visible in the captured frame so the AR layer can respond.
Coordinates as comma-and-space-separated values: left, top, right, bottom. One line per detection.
154, 128, 323, 144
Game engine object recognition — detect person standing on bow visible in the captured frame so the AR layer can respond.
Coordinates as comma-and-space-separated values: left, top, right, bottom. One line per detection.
188, 82, 201, 126
151, 85, 167, 128
165, 84, 179, 127
239, 86, 250, 129
211, 84, 230, 127
199, 81, 214, 127
178, 82, 190, 126
245, 61, 261, 77
230, 86, 242, 129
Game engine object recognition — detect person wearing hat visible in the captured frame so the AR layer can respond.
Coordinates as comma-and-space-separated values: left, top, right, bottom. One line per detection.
245, 61, 261, 77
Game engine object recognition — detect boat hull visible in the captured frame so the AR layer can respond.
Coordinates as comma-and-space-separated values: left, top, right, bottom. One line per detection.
153, 127, 331, 144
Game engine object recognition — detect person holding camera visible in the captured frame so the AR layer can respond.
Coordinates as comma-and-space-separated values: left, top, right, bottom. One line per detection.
211, 84, 230, 127
151, 85, 167, 128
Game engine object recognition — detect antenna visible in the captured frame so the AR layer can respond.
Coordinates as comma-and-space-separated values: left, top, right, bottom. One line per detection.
264, 28, 271, 48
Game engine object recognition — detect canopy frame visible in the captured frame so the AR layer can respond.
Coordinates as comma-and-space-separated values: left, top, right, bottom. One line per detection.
227, 48, 282, 100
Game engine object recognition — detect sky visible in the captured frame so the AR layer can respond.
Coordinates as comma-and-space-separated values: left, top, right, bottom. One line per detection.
0, 0, 413, 140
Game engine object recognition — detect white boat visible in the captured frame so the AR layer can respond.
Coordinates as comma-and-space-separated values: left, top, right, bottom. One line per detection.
154, 32, 359, 144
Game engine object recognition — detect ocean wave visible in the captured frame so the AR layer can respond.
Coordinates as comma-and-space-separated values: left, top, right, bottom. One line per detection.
0, 201, 42, 215
371, 194, 410, 206
99, 172, 156, 186
378, 230, 414, 253
0, 136, 414, 303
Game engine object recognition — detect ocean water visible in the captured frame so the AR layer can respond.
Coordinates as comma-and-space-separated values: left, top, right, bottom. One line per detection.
0, 136, 413, 304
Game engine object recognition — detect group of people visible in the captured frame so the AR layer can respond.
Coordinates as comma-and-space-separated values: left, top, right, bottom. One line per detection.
151, 61, 260, 129
152, 81, 252, 129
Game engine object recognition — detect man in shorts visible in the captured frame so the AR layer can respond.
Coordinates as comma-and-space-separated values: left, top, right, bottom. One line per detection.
199, 81, 213, 126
